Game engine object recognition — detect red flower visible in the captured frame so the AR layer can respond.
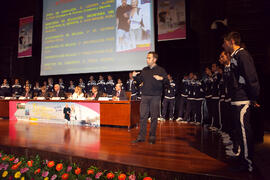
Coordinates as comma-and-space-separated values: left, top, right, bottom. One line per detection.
27, 160, 33, 167
34, 168, 41, 174
118, 173, 126, 180
11, 164, 18, 170
11, 161, 22, 170
47, 161, 55, 168
62, 173, 69, 180
143, 177, 152, 180
9, 157, 15, 161
75, 167, 81, 175
87, 169, 94, 175
56, 163, 63, 171
106, 172, 114, 179
2, 156, 8, 161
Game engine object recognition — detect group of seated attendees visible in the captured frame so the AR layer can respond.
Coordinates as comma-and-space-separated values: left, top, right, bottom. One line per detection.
0, 73, 140, 101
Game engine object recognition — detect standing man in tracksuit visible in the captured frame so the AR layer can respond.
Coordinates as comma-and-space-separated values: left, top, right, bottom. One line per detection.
193, 76, 205, 124
219, 51, 236, 156
223, 32, 260, 172
105, 75, 115, 98
183, 73, 195, 122
161, 74, 176, 121
217, 67, 225, 131
87, 76, 96, 93
97, 75, 106, 95
203, 67, 213, 126
126, 72, 138, 100
210, 63, 221, 130
176, 74, 189, 122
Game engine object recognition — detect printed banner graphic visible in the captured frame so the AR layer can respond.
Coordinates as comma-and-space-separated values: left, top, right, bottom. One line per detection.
18, 16, 33, 58
157, 0, 186, 41
9, 101, 100, 127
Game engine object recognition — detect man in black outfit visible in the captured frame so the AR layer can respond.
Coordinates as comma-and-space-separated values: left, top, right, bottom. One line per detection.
63, 104, 71, 124
132, 51, 168, 144
223, 32, 260, 172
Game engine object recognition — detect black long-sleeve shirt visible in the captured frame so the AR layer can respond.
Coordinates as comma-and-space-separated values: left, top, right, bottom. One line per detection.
134, 65, 168, 96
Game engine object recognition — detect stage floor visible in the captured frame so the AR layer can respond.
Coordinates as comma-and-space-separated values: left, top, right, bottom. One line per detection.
0, 119, 262, 180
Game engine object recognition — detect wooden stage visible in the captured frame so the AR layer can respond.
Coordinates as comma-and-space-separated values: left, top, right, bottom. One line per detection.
0, 119, 262, 180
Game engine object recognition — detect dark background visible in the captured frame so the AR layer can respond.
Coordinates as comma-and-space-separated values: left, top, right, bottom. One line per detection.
0, 0, 269, 129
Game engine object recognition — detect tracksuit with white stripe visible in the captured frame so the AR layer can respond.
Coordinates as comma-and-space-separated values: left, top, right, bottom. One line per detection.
184, 79, 204, 122
193, 80, 205, 123
126, 79, 138, 100
162, 80, 176, 119
177, 78, 189, 119
203, 75, 213, 125
210, 71, 221, 128
226, 48, 260, 172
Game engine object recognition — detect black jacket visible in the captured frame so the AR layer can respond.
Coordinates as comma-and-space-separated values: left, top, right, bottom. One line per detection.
52, 90, 66, 98
227, 48, 260, 101
164, 80, 176, 99
134, 65, 168, 96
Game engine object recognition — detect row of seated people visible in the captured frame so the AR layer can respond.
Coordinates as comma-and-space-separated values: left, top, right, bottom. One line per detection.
1, 83, 128, 101
0, 73, 139, 100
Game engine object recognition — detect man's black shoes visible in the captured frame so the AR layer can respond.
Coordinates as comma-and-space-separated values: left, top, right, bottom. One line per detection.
131, 138, 156, 144
148, 138, 156, 144
131, 139, 145, 143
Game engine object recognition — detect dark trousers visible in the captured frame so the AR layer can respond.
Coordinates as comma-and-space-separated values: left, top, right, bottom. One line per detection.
131, 95, 137, 100
178, 96, 187, 118
138, 95, 161, 140
220, 100, 232, 133
209, 98, 220, 128
162, 98, 175, 119
232, 102, 254, 171
184, 99, 194, 121
193, 100, 203, 123
205, 98, 212, 125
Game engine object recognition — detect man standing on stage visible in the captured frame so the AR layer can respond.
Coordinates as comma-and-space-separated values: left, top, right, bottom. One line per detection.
223, 32, 260, 172
63, 104, 71, 124
132, 51, 168, 144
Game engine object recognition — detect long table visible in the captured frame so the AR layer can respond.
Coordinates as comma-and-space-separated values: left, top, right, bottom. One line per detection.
0, 100, 140, 129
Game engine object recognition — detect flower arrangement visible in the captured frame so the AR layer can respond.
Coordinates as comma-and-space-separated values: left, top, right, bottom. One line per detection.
0, 151, 153, 180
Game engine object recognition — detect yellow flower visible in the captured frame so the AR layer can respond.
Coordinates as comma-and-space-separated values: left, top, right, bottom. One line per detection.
44, 177, 49, 180
14, 171, 21, 178
21, 177, 25, 180
2, 171, 8, 178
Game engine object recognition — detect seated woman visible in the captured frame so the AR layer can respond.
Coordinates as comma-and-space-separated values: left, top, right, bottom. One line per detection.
72, 86, 85, 100
88, 85, 101, 100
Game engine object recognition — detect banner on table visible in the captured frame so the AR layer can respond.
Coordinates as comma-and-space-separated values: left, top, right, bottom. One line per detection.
157, 0, 186, 41
18, 16, 33, 58
9, 101, 100, 127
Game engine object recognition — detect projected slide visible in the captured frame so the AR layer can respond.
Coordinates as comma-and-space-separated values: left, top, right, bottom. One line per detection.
41, 0, 155, 76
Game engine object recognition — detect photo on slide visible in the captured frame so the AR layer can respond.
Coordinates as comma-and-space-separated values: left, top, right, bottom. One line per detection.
115, 0, 152, 52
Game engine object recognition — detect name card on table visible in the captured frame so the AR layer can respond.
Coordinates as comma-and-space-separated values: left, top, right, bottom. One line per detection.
36, 97, 45, 100
98, 97, 109, 101
51, 97, 61, 100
